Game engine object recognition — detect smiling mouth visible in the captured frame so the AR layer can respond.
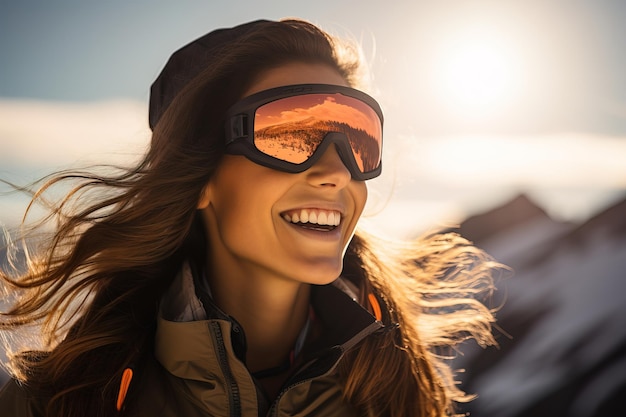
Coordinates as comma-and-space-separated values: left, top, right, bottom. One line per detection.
281, 208, 341, 232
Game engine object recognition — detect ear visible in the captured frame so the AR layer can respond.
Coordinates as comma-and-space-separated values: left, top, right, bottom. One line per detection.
197, 182, 212, 209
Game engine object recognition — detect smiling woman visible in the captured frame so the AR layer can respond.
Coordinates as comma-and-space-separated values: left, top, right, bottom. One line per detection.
0, 18, 500, 417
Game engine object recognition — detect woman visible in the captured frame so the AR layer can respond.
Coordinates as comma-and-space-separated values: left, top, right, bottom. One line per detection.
0, 19, 498, 416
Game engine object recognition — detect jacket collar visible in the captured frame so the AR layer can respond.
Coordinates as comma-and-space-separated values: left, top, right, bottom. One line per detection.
155, 261, 383, 381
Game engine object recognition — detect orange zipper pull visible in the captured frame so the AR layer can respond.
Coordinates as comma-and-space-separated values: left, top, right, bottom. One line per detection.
368, 293, 382, 321
116, 367, 134, 412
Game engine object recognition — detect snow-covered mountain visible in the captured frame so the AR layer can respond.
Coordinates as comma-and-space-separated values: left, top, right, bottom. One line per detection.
453, 193, 626, 417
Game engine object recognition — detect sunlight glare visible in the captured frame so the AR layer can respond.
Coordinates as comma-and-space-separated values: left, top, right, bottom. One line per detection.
434, 31, 523, 120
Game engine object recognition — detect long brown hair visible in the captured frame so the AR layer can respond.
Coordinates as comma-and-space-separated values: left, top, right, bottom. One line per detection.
1, 19, 499, 417
339, 231, 498, 417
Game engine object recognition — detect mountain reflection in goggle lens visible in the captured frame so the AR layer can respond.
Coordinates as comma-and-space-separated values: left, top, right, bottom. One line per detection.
253, 93, 382, 173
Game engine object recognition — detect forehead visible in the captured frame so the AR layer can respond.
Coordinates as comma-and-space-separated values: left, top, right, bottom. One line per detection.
244, 62, 348, 97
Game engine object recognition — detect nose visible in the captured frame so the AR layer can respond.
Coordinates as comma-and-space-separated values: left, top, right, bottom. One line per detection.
306, 144, 352, 188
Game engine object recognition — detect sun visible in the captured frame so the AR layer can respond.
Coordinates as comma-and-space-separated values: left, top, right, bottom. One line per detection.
433, 31, 523, 120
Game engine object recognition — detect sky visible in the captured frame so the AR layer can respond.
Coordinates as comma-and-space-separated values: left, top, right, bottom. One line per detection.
1, 0, 626, 237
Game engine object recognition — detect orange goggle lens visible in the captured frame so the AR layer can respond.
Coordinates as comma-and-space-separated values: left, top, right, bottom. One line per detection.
253, 92, 382, 173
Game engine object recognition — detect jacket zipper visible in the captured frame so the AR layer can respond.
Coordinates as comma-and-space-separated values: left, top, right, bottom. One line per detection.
266, 319, 383, 416
267, 378, 313, 417
210, 321, 242, 417
266, 348, 343, 417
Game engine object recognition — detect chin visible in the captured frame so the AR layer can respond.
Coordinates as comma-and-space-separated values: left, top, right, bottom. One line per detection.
297, 263, 343, 286
273, 252, 346, 285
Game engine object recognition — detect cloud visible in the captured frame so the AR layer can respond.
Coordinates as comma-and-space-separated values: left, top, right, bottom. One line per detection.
0, 99, 150, 172
383, 132, 626, 189
364, 131, 626, 233
0, 99, 151, 228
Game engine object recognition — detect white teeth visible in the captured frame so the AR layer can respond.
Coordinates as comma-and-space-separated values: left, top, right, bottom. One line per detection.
282, 209, 341, 227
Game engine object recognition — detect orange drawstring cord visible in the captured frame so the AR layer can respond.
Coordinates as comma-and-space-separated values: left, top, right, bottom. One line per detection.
116, 367, 134, 412
368, 293, 382, 321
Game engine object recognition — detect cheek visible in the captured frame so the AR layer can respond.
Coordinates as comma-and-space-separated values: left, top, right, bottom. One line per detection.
211, 185, 269, 237
206, 169, 286, 254
352, 182, 368, 219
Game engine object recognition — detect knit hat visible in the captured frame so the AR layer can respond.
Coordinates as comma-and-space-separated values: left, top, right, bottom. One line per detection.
148, 20, 273, 130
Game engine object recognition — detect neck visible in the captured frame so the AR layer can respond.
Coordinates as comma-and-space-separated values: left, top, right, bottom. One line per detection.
208, 260, 311, 374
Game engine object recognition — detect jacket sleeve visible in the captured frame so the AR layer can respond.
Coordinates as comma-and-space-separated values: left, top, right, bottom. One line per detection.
0, 378, 45, 417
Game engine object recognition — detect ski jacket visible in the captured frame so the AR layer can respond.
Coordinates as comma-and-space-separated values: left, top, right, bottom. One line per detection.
0, 263, 385, 416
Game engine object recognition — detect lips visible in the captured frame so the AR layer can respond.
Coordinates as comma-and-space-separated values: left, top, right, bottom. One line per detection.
281, 208, 341, 231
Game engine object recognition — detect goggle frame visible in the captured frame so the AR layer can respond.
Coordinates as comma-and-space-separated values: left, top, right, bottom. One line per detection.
224, 84, 384, 181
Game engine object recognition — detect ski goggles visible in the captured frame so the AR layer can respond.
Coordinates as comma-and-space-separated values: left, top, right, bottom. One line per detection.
224, 84, 383, 181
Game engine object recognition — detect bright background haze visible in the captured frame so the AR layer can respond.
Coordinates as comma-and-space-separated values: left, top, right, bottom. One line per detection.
1, 0, 626, 237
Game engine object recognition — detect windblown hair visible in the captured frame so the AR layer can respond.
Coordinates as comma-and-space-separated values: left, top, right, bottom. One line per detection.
1, 19, 499, 417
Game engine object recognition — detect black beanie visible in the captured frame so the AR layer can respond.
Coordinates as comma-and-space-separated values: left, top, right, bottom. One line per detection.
148, 20, 274, 130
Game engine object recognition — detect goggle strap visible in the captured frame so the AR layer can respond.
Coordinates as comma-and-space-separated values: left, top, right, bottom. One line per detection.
228, 114, 248, 142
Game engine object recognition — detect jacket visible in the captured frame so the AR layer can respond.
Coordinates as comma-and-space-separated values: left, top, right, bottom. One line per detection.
0, 263, 385, 416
